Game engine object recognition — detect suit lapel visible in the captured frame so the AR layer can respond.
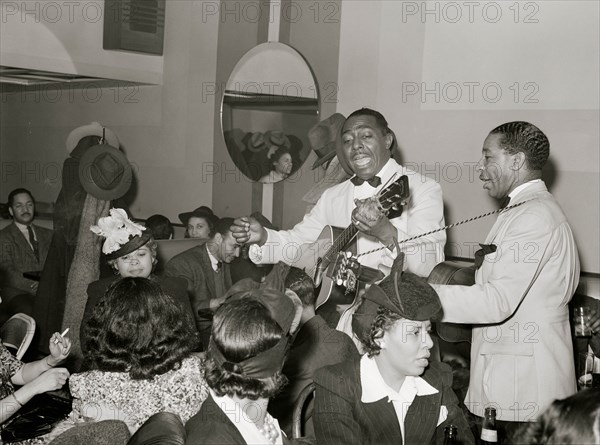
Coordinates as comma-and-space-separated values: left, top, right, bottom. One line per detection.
10, 224, 36, 261
362, 398, 404, 445
404, 392, 441, 444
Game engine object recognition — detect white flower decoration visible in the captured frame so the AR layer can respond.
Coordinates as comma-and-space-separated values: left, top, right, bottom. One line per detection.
90, 208, 145, 254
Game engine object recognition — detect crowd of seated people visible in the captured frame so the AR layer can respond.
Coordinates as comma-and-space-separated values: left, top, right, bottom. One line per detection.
3, 109, 600, 444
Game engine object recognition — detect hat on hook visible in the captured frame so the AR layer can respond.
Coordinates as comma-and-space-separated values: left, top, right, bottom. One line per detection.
66, 122, 119, 154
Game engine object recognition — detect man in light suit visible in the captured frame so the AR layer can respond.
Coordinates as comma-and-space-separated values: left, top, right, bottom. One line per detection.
0, 188, 53, 322
432, 122, 580, 442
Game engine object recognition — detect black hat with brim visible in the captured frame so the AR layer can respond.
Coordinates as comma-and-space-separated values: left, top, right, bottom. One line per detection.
105, 231, 152, 261
352, 253, 443, 344
178, 206, 216, 226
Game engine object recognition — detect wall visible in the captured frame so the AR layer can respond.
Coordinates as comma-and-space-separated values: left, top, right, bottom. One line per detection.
1, 1, 219, 222
211, 0, 343, 230
337, 1, 600, 273
0, 0, 163, 83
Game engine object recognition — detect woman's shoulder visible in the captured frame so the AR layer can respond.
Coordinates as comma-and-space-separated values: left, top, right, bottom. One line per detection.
314, 354, 360, 386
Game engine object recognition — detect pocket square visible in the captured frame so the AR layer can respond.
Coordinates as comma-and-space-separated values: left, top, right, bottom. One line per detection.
437, 405, 448, 426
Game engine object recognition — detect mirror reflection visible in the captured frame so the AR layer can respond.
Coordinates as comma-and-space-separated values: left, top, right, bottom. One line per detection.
222, 42, 319, 183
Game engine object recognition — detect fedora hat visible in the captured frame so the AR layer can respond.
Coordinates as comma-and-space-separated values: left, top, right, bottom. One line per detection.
178, 206, 216, 225
246, 132, 267, 153
302, 156, 351, 205
308, 113, 346, 170
264, 130, 291, 149
78, 143, 132, 201
66, 122, 119, 154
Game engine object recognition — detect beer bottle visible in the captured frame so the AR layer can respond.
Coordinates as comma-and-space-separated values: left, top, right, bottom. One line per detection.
443, 424, 459, 445
481, 407, 498, 444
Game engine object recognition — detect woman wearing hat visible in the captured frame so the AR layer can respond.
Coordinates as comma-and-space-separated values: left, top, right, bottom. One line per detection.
185, 289, 297, 445
80, 209, 195, 352
313, 254, 474, 445
179, 206, 218, 241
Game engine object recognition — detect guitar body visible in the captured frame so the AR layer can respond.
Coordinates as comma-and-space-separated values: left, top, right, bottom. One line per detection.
291, 226, 358, 310
428, 261, 476, 343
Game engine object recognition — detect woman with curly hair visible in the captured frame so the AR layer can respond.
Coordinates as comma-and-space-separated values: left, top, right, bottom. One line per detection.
185, 289, 296, 445
66, 277, 208, 434
313, 254, 474, 445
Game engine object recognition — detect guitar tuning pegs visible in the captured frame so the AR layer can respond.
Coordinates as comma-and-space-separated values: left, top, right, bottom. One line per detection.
346, 251, 352, 258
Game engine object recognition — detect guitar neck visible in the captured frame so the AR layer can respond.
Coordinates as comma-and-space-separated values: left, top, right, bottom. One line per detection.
321, 224, 358, 264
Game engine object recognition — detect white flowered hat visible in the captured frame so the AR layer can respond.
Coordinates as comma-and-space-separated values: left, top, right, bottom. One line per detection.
90, 208, 150, 260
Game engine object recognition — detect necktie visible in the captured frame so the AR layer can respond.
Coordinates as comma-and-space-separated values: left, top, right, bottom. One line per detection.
27, 225, 39, 261
215, 261, 222, 273
350, 175, 382, 187
474, 243, 497, 269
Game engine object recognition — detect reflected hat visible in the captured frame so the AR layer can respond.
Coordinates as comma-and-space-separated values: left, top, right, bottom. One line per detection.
78, 143, 132, 201
246, 132, 267, 153
178, 206, 216, 225
90, 208, 151, 260
308, 113, 346, 170
66, 122, 119, 154
352, 253, 443, 343
264, 130, 291, 150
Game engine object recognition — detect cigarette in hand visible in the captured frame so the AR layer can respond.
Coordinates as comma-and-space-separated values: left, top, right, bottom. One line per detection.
54, 328, 69, 344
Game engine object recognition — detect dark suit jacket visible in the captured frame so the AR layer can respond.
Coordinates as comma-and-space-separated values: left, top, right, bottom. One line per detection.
314, 357, 474, 445
0, 223, 53, 299
164, 245, 232, 347
269, 315, 358, 434
185, 394, 293, 445
80, 275, 195, 352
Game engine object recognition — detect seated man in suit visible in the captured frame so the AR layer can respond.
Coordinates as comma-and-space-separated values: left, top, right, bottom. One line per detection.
269, 266, 358, 435
314, 254, 474, 445
165, 217, 240, 349
0, 188, 53, 323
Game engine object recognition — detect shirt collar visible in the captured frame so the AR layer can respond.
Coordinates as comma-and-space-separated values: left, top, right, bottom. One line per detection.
352, 158, 397, 189
360, 354, 438, 403
509, 179, 542, 200
206, 244, 220, 272
14, 221, 31, 232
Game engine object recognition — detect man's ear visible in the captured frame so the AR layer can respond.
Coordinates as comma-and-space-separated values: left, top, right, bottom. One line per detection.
385, 132, 393, 150
511, 152, 526, 171
8, 207, 13, 217
213, 232, 223, 244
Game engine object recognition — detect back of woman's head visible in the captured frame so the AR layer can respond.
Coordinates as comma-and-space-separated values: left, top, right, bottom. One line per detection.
205, 298, 287, 399
515, 388, 600, 444
84, 277, 199, 380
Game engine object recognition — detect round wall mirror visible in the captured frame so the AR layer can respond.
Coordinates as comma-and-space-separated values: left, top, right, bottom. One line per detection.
221, 42, 319, 183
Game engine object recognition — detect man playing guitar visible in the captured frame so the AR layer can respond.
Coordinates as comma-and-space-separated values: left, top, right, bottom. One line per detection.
231, 108, 446, 291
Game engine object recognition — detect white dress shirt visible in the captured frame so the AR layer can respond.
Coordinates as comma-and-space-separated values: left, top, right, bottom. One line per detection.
360, 355, 447, 443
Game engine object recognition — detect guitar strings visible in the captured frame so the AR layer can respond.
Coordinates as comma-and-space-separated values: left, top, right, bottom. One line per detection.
356, 199, 532, 259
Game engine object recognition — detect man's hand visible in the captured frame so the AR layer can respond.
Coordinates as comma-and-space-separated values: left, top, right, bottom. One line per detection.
231, 216, 268, 246
351, 198, 397, 247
